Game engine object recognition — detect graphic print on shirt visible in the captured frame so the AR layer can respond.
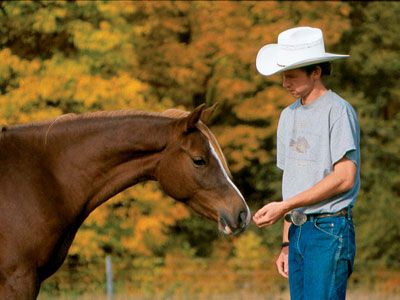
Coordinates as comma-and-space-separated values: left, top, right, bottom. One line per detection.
287, 130, 321, 163
289, 137, 310, 154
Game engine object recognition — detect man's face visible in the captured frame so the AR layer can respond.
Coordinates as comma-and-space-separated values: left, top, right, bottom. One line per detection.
281, 69, 315, 99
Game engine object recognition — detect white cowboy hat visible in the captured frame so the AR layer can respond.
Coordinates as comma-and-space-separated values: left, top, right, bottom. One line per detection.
256, 27, 349, 76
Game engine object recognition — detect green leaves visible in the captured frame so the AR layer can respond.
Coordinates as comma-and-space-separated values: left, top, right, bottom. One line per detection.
337, 2, 400, 270
1, 1, 399, 294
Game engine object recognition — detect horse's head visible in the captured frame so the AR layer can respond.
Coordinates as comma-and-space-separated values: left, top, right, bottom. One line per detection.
156, 104, 250, 235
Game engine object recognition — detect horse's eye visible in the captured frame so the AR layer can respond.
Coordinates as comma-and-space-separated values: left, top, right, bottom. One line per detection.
192, 156, 207, 167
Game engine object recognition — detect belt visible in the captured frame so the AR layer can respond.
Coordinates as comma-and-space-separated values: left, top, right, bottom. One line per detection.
284, 208, 350, 226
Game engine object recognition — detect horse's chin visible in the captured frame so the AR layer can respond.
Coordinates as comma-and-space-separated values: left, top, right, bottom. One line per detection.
218, 216, 245, 236
219, 222, 233, 235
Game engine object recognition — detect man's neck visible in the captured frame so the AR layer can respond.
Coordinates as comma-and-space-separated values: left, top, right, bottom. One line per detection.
301, 83, 327, 105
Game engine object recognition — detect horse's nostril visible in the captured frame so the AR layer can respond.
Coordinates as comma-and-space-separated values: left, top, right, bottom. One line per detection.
239, 210, 248, 228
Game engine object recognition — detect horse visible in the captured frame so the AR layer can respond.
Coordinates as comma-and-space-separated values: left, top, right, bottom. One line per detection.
0, 104, 250, 299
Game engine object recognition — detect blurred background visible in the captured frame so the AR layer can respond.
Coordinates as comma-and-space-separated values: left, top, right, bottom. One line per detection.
0, 1, 399, 299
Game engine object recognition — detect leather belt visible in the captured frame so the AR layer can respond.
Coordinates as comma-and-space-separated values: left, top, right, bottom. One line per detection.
284, 208, 350, 226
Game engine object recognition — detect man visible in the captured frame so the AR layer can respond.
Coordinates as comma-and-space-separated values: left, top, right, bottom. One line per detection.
252, 27, 360, 300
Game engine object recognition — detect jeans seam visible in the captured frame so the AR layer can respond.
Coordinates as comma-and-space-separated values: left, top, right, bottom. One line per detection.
328, 236, 343, 298
297, 225, 304, 259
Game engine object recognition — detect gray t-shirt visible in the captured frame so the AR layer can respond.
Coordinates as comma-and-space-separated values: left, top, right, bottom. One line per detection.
277, 90, 360, 214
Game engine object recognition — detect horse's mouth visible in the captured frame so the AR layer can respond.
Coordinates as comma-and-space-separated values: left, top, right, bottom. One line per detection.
219, 217, 233, 235
219, 216, 246, 235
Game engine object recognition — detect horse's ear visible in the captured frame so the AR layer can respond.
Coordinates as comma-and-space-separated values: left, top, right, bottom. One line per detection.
183, 104, 206, 132
200, 102, 219, 125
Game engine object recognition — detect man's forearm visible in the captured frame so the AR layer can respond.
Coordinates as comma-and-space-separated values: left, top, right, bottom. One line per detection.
253, 158, 356, 227
282, 158, 356, 212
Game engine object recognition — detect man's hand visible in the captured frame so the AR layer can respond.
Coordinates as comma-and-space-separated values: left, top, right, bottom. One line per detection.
276, 246, 289, 279
252, 201, 289, 227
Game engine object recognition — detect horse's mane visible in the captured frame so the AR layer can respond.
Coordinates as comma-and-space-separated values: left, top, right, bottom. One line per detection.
54, 109, 232, 178
7, 108, 232, 177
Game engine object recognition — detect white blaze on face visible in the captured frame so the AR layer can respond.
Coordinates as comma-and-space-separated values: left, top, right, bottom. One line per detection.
208, 141, 251, 230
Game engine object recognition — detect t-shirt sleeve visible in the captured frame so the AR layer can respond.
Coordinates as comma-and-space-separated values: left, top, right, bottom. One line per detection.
330, 107, 359, 166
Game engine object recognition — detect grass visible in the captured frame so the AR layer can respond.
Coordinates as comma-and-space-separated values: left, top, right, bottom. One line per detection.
38, 288, 400, 300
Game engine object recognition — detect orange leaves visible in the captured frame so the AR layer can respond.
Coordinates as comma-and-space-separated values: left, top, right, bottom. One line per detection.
73, 183, 190, 258
216, 125, 272, 172
234, 86, 289, 123
2, 2, 357, 286
69, 19, 126, 53
32, 6, 67, 34
232, 231, 270, 269
74, 72, 148, 110
217, 78, 257, 104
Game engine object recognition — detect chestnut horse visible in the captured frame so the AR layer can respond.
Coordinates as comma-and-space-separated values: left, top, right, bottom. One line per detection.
0, 104, 250, 299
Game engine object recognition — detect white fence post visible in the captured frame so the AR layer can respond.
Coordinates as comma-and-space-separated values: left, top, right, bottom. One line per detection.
105, 255, 113, 300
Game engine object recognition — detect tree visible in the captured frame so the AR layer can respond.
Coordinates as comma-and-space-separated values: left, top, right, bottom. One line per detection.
5, 1, 397, 295
334, 2, 400, 269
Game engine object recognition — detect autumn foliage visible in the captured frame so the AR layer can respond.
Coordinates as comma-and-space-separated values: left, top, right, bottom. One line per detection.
1, 1, 399, 297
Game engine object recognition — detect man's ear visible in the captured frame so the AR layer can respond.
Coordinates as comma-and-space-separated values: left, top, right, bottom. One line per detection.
182, 104, 206, 132
312, 66, 322, 79
200, 102, 219, 125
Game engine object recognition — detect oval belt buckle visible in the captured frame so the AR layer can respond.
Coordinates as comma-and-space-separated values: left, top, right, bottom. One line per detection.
291, 210, 307, 226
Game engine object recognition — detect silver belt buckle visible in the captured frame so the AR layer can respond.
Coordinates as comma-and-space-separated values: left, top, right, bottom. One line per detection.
288, 210, 307, 226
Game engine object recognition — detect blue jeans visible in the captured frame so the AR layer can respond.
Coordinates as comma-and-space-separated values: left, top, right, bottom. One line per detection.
288, 215, 355, 300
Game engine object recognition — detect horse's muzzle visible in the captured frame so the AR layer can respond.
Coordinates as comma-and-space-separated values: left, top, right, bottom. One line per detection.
219, 210, 249, 235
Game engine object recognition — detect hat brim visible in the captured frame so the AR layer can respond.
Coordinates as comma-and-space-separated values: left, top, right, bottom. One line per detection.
256, 44, 349, 76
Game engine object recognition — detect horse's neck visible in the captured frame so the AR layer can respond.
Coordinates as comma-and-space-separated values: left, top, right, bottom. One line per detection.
43, 114, 173, 217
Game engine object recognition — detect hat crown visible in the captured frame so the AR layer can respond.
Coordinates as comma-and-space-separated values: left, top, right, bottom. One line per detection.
278, 27, 322, 46
276, 27, 325, 67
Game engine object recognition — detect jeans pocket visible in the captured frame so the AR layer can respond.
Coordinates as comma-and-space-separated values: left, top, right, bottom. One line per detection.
313, 218, 344, 239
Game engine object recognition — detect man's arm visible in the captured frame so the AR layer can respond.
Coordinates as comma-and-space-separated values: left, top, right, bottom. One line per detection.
275, 219, 291, 278
253, 156, 357, 227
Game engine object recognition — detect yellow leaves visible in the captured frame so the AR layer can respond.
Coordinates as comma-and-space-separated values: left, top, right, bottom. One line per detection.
235, 85, 292, 123
32, 7, 67, 34
69, 229, 102, 258
118, 183, 190, 256
72, 183, 190, 258
232, 231, 269, 269
234, 86, 291, 121
216, 125, 272, 171
97, 1, 137, 16
218, 78, 257, 104
85, 204, 109, 228
0, 50, 152, 124
122, 216, 164, 256
69, 20, 124, 53
0, 49, 40, 80
18, 108, 63, 124
74, 72, 148, 110
1, 2, 357, 282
